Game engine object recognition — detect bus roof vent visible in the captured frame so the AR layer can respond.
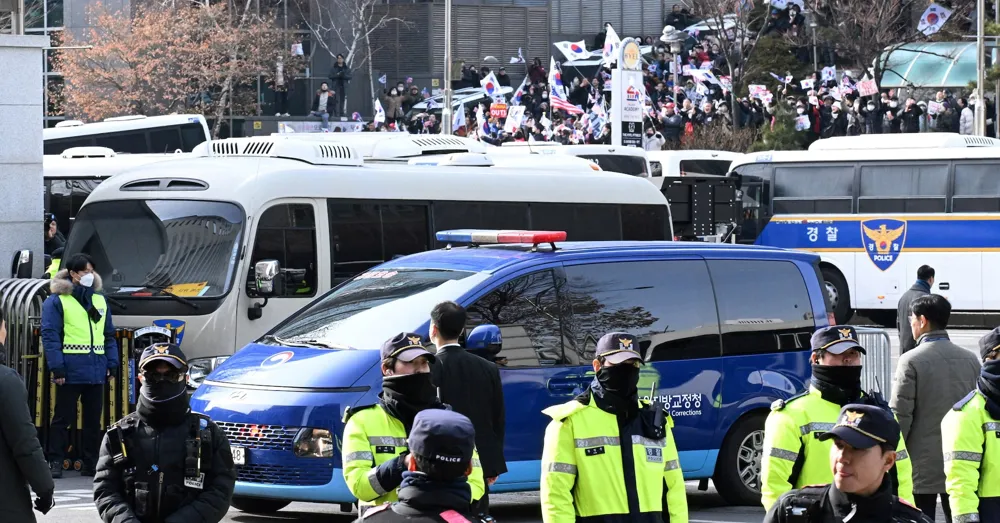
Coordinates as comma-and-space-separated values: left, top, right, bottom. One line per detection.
54, 120, 85, 128
263, 133, 486, 158
121, 178, 209, 191
103, 115, 148, 122
810, 132, 1000, 151
60, 146, 117, 159
198, 138, 363, 166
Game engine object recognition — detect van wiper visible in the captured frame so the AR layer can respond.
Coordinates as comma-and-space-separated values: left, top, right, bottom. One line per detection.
142, 285, 200, 310
261, 335, 338, 349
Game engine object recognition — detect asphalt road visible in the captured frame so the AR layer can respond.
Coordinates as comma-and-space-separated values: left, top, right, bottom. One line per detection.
39, 328, 986, 523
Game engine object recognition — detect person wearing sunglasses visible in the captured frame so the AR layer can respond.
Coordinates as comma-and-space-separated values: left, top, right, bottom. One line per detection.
94, 343, 236, 523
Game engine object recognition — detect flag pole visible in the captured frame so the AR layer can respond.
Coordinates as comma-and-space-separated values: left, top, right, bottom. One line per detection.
442, 0, 454, 135
976, 0, 986, 136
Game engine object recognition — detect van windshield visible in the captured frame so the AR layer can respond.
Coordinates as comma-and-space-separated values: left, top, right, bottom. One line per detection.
270, 269, 487, 350
63, 200, 244, 298
577, 155, 648, 176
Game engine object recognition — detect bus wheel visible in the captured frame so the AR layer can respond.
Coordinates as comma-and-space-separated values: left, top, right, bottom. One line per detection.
713, 413, 765, 506
230, 496, 290, 514
821, 266, 852, 325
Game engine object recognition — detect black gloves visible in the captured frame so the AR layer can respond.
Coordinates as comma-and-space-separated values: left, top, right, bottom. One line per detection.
34, 489, 54, 514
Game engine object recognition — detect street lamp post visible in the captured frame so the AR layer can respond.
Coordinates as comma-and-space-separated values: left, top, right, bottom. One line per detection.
660, 26, 686, 105
441, 0, 453, 135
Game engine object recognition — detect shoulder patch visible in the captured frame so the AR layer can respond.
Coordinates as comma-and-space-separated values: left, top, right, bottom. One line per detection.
361, 503, 392, 519
542, 399, 588, 421
343, 403, 377, 423
772, 391, 809, 411
953, 390, 977, 411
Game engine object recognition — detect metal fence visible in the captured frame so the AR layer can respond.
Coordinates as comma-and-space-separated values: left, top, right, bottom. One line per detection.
856, 326, 894, 398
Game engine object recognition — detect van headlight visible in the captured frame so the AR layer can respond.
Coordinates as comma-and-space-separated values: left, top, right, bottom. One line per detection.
293, 428, 334, 458
186, 356, 229, 389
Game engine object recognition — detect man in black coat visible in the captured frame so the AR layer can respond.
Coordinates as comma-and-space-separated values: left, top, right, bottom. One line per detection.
328, 53, 352, 117
0, 316, 56, 523
897, 265, 934, 354
429, 302, 506, 517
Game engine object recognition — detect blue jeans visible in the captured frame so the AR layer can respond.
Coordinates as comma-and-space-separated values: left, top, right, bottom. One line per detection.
310, 110, 330, 129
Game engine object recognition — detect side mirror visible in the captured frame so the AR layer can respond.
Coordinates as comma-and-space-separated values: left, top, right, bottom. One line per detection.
11, 250, 32, 278
466, 325, 503, 356
253, 260, 281, 296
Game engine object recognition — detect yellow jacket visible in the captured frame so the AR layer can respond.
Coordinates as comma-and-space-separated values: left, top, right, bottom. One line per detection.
942, 390, 1000, 523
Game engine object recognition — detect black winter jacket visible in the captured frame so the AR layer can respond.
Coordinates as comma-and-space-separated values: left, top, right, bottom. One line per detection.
0, 361, 54, 523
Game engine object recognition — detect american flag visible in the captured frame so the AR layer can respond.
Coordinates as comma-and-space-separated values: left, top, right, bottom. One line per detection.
548, 57, 584, 114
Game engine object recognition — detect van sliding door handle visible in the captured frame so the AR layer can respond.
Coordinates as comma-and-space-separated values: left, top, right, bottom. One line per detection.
938, 282, 950, 290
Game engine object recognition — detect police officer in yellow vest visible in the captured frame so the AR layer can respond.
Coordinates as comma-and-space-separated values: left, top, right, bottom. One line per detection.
540, 332, 688, 523
941, 327, 1000, 523
342, 333, 485, 516
42, 254, 119, 479
762, 326, 914, 510
45, 247, 63, 279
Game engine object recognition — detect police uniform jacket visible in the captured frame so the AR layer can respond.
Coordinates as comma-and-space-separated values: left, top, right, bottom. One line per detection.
540, 388, 688, 523
763, 480, 931, 523
93, 411, 236, 523
342, 403, 486, 510
942, 390, 1000, 523
361, 473, 487, 523
762, 386, 914, 510
41, 270, 119, 385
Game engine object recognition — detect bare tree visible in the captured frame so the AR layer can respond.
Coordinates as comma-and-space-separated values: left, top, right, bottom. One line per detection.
679, 122, 760, 152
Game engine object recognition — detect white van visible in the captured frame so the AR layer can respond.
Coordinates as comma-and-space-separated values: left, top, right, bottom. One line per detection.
62, 136, 674, 384
495, 143, 652, 177
646, 149, 741, 186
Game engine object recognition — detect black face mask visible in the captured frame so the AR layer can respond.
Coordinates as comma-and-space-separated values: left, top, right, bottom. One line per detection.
811, 364, 863, 406
138, 376, 189, 427
597, 364, 640, 397
978, 359, 1000, 419
381, 372, 439, 432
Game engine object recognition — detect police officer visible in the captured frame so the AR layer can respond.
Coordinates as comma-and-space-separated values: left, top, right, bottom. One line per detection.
941, 327, 1000, 523
93, 343, 236, 523
764, 404, 932, 523
45, 247, 63, 280
762, 326, 914, 510
342, 333, 485, 516
42, 253, 119, 478
540, 332, 688, 523
362, 410, 489, 522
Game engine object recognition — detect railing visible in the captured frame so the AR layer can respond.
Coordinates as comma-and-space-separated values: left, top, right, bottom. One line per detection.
856, 326, 894, 398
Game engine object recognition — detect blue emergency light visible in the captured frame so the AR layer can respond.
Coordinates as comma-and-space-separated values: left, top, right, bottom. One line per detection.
435, 229, 567, 245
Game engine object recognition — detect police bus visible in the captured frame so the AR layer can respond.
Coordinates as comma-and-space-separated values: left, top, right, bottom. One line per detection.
728, 132, 1000, 326
44, 114, 211, 155
61, 136, 673, 386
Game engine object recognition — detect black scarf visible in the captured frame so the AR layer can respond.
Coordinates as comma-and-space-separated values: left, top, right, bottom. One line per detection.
590, 377, 639, 420
136, 391, 190, 428
380, 373, 442, 433
396, 471, 472, 511
830, 475, 894, 521
811, 365, 863, 407
978, 360, 1000, 419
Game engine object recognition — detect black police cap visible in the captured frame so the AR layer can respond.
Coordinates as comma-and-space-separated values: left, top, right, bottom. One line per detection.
139, 343, 188, 370
381, 332, 435, 363
818, 403, 900, 450
810, 326, 866, 355
408, 409, 475, 466
979, 327, 1000, 361
595, 332, 643, 365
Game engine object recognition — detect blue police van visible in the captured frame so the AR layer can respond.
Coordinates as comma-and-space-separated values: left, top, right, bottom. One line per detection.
189, 230, 831, 513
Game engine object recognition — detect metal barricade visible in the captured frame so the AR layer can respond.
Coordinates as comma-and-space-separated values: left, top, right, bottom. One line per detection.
0, 278, 51, 380
856, 327, 894, 398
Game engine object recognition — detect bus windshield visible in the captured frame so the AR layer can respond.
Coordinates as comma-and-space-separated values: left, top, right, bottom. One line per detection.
64, 200, 244, 298
578, 154, 648, 176
270, 269, 487, 349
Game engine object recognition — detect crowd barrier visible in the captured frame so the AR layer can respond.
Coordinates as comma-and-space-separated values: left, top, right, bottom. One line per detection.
856, 326, 894, 398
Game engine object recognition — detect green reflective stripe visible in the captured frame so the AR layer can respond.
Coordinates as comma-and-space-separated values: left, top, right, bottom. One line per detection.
574, 436, 620, 448
472, 458, 481, 468
769, 448, 799, 461
799, 422, 834, 435
345, 451, 373, 462
366, 468, 388, 496
368, 436, 407, 447
664, 459, 680, 471
954, 514, 980, 523
984, 422, 1000, 432
632, 435, 665, 446
547, 462, 577, 474
895, 450, 909, 460
944, 451, 983, 463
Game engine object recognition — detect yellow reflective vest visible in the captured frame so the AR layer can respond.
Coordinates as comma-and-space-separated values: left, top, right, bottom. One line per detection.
540, 396, 688, 523
58, 294, 107, 354
942, 390, 1000, 523
45, 258, 60, 279
341, 403, 485, 509
761, 386, 914, 510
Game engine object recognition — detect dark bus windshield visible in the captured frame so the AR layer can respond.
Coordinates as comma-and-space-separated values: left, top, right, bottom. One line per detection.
64, 200, 244, 298
577, 154, 648, 176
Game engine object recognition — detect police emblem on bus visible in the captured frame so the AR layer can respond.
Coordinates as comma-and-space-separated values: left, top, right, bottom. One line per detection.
261, 351, 294, 367
860, 219, 906, 271
153, 319, 186, 345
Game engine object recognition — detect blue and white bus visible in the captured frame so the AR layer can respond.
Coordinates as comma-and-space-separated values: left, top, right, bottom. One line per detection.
729, 132, 1000, 326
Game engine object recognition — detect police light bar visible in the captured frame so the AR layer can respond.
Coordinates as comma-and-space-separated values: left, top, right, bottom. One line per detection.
435, 229, 567, 245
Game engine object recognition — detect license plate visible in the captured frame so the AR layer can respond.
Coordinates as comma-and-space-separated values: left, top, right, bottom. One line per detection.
231, 446, 246, 465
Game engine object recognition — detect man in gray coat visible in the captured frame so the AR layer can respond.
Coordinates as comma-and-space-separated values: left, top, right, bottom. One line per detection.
0, 316, 56, 522
890, 294, 981, 523
897, 265, 934, 354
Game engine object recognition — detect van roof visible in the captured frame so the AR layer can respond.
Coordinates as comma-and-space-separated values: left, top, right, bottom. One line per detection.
376, 241, 820, 274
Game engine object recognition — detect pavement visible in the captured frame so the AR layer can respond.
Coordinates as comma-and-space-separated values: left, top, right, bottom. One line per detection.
39, 327, 987, 523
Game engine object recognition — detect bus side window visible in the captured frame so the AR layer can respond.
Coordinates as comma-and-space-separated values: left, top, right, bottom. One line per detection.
249, 203, 317, 297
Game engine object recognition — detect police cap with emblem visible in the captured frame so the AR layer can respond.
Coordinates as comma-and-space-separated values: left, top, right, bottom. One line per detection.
818, 403, 900, 449
139, 342, 188, 370
408, 409, 476, 466
979, 327, 1000, 361
595, 332, 643, 365
381, 332, 436, 363
811, 325, 866, 355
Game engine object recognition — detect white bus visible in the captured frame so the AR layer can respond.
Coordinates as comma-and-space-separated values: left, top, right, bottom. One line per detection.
44, 114, 211, 155
728, 132, 1000, 326
646, 149, 741, 181
496, 143, 652, 177
62, 136, 673, 383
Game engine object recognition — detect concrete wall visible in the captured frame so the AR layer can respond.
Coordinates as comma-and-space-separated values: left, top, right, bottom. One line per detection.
0, 35, 48, 277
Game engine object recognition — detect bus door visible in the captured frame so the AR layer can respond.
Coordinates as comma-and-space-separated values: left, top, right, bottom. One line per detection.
729, 163, 772, 244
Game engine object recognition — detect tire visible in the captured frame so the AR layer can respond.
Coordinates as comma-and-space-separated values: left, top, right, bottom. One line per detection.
230, 496, 291, 514
864, 309, 897, 329
821, 266, 852, 325
712, 413, 766, 506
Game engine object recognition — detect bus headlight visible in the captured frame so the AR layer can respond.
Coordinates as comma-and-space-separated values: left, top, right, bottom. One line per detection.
293, 428, 334, 458
186, 356, 229, 389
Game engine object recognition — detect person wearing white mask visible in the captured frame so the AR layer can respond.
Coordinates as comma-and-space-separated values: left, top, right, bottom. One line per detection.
41, 253, 119, 479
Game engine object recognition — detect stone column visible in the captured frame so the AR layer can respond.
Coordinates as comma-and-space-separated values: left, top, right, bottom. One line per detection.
0, 34, 49, 277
